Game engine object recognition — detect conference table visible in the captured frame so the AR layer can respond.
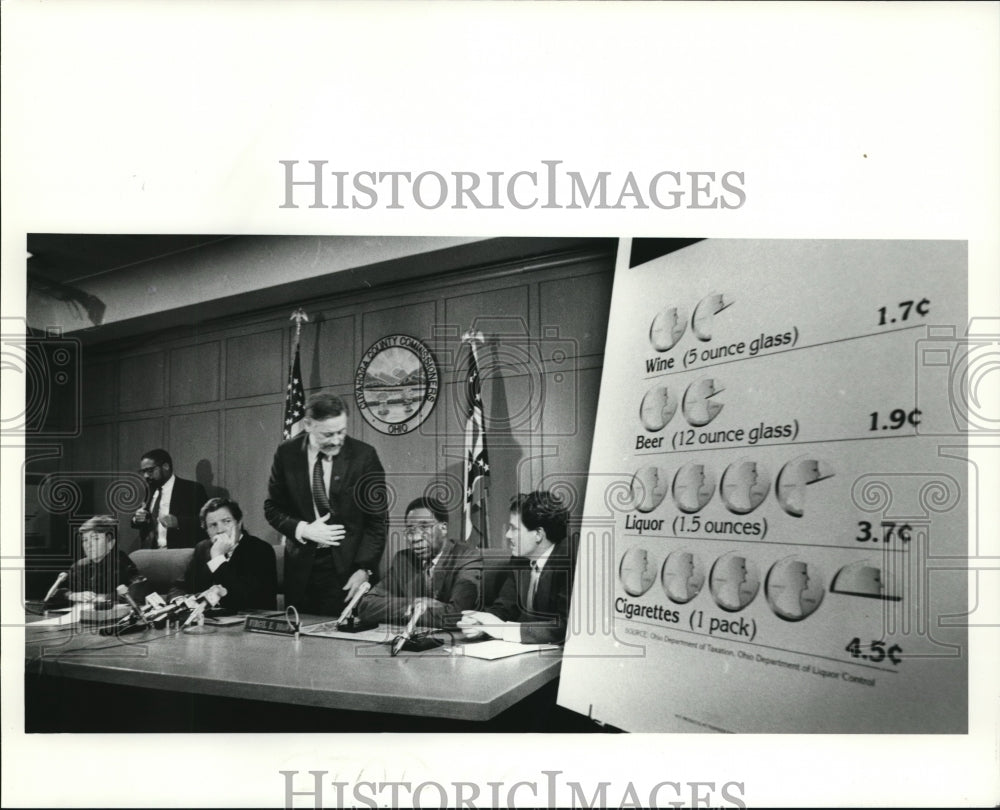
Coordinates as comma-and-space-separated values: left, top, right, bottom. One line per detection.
24, 613, 571, 732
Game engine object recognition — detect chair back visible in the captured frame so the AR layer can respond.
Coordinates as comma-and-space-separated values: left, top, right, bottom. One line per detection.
129, 549, 194, 594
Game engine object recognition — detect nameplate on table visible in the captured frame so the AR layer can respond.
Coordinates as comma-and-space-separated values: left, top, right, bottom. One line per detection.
244, 615, 297, 636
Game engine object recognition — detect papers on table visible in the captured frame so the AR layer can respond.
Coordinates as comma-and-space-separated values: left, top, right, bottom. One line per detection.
300, 621, 398, 643
28, 604, 132, 627
27, 607, 80, 627
203, 614, 246, 626
456, 640, 561, 660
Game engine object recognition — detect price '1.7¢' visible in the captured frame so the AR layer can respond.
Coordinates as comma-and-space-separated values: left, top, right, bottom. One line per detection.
877, 298, 930, 326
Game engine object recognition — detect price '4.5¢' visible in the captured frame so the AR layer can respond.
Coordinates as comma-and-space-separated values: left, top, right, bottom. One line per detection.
845, 637, 903, 665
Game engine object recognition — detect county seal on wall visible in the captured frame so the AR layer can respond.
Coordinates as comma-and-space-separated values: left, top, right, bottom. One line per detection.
354, 335, 439, 435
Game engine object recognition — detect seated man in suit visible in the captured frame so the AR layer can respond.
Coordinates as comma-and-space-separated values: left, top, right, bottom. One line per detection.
131, 448, 208, 549
44, 515, 146, 609
179, 496, 277, 611
457, 490, 574, 644
358, 496, 481, 628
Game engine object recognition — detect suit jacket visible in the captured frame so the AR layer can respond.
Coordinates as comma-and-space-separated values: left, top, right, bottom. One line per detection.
264, 433, 387, 609
132, 476, 209, 549
181, 531, 277, 611
489, 538, 574, 644
358, 539, 482, 628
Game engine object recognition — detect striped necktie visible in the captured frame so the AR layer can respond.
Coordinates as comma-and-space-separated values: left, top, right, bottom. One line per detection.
312, 454, 331, 518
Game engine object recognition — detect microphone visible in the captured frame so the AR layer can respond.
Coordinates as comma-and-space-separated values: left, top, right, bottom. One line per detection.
43, 571, 68, 603
145, 592, 167, 609
198, 584, 227, 607
334, 581, 371, 627
183, 585, 228, 627
391, 600, 428, 656
116, 584, 150, 627
142, 593, 189, 623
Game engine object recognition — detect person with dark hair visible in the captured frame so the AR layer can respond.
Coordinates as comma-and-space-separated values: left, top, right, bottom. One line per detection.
458, 490, 575, 644
358, 496, 482, 628
264, 392, 387, 616
180, 497, 277, 610
131, 448, 208, 549
44, 515, 144, 609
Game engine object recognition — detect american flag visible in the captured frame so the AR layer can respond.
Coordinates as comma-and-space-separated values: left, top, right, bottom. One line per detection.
464, 341, 490, 546
283, 344, 305, 439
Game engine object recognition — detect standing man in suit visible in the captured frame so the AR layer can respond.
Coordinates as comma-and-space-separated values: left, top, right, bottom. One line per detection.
358, 496, 482, 628
131, 449, 208, 549
458, 490, 574, 644
264, 392, 387, 616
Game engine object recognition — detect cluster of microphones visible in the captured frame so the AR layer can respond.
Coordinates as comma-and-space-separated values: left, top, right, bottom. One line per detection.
104, 582, 228, 635
44, 571, 439, 651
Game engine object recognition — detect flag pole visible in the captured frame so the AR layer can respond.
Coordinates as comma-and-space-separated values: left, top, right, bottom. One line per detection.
461, 327, 490, 548
283, 308, 309, 440
290, 307, 308, 357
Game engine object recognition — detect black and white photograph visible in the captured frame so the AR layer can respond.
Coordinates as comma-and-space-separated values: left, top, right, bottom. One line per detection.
3, 2, 998, 808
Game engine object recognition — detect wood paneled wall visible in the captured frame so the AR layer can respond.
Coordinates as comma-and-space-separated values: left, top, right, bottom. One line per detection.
45, 246, 614, 574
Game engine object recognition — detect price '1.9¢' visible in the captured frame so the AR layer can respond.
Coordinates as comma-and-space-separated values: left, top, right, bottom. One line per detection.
869, 408, 922, 431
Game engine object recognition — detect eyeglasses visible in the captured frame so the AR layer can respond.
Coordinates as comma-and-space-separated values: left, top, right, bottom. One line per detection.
404, 523, 438, 538
139, 464, 162, 474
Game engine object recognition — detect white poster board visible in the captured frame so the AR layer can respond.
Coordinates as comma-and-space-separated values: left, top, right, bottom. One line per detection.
559, 238, 969, 733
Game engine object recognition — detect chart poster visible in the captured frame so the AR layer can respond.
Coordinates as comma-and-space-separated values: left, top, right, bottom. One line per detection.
558, 238, 969, 733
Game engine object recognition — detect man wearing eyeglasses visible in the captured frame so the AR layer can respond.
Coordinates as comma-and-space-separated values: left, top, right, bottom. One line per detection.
131, 448, 208, 550
358, 496, 482, 628
179, 497, 277, 610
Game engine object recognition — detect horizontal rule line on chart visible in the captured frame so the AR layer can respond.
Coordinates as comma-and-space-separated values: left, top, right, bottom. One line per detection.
644, 322, 926, 380
622, 533, 914, 552
620, 616, 900, 675
634, 431, 918, 455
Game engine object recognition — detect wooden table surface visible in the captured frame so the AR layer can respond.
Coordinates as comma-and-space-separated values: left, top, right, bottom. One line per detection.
24, 616, 563, 722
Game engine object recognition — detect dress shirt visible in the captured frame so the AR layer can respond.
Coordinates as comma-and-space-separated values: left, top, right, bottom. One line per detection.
424, 547, 445, 583
294, 442, 334, 540
154, 475, 176, 549
499, 545, 555, 643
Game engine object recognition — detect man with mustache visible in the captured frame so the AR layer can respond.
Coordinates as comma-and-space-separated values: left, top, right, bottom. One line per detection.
265, 392, 387, 616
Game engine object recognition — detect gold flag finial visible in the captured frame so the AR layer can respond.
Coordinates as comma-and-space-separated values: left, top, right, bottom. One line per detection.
290, 308, 309, 341
461, 327, 484, 346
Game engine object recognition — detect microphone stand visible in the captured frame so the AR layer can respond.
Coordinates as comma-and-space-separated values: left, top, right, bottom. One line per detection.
390, 601, 445, 655
333, 581, 377, 633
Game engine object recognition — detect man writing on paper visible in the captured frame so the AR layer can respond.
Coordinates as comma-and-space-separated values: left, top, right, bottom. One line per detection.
457, 490, 574, 644
131, 449, 208, 549
179, 497, 277, 611
358, 496, 482, 628
264, 392, 387, 616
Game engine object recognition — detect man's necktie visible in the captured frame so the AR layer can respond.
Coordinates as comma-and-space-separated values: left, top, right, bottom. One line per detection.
148, 489, 164, 548
527, 561, 541, 612
148, 487, 160, 516
312, 454, 331, 518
